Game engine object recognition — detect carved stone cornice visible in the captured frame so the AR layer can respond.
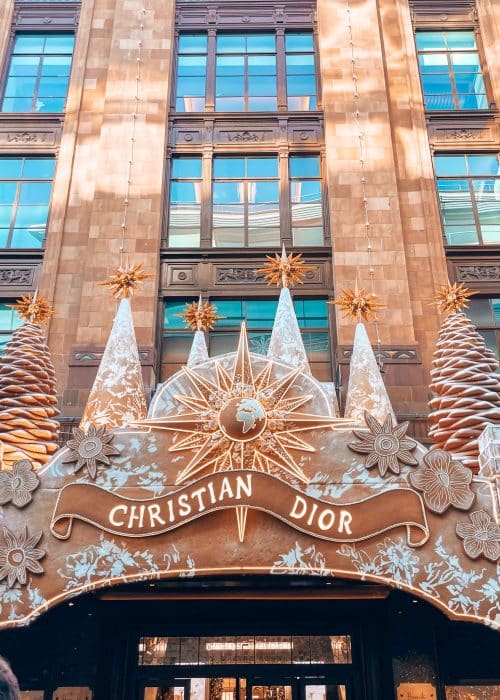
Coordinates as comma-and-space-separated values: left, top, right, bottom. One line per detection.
12, 1, 80, 29
0, 264, 38, 291
337, 346, 420, 364
176, 0, 316, 29
0, 114, 64, 151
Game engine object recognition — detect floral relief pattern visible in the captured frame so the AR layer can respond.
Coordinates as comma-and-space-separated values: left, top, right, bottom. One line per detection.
0, 460, 39, 508
63, 424, 120, 480
456, 510, 500, 563
0, 526, 45, 588
409, 449, 475, 514
271, 541, 331, 576
348, 411, 418, 477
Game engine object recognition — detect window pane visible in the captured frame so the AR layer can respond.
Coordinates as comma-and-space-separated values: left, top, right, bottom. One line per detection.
172, 158, 202, 179
285, 33, 314, 52
14, 204, 49, 228
290, 157, 320, 178
44, 34, 74, 54
0, 304, 22, 331
216, 56, 244, 75
216, 76, 244, 97
293, 227, 324, 246
212, 227, 245, 247
248, 96, 277, 110
19, 182, 52, 204
0, 183, 17, 203
434, 155, 467, 177
252, 181, 279, 203
10, 227, 45, 247
418, 53, 448, 72
22, 158, 55, 178
0, 159, 23, 178
214, 159, 245, 179
0, 206, 13, 228
178, 55, 206, 76
446, 31, 477, 50
171, 182, 201, 204
248, 227, 280, 247
248, 76, 276, 96
421, 73, 453, 95
178, 35, 207, 54
13, 35, 45, 54
38, 76, 70, 97
416, 32, 447, 51
291, 181, 321, 203
4, 76, 37, 97
287, 74, 317, 96
248, 55, 276, 75
444, 226, 479, 245
41, 55, 72, 77
211, 300, 244, 326
177, 76, 206, 97
248, 203, 280, 228
467, 155, 499, 176
467, 299, 494, 326
247, 35, 275, 53
215, 96, 245, 111
213, 182, 243, 204
247, 157, 278, 178
9, 56, 39, 76
286, 54, 315, 74
217, 35, 246, 53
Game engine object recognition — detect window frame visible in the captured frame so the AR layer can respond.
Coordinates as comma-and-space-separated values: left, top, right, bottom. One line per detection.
0, 31, 75, 114
415, 29, 489, 112
172, 29, 320, 114
0, 302, 22, 354
465, 296, 500, 363
161, 295, 335, 382
0, 155, 56, 250
433, 152, 500, 247
165, 152, 329, 250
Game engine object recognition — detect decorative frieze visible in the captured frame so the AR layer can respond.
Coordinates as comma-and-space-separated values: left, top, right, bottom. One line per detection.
456, 265, 500, 283
338, 346, 419, 363
0, 266, 37, 289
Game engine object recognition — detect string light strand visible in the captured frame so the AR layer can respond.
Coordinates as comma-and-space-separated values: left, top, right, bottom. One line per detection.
119, 7, 146, 266
345, 1, 383, 367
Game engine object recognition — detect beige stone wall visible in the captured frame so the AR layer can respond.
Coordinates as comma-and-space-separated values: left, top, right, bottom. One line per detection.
40, 0, 176, 414
317, 0, 447, 413
0, 1, 14, 68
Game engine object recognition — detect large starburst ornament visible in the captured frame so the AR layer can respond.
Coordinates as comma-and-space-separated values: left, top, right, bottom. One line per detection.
9, 293, 54, 325
176, 298, 224, 331
256, 246, 314, 288
99, 262, 152, 299
434, 282, 476, 315
137, 323, 355, 487
330, 286, 385, 322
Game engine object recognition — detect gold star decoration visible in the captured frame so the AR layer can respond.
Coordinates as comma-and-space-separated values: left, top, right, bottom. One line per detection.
99, 262, 152, 299
330, 287, 385, 322
136, 323, 357, 487
256, 248, 314, 288
9, 293, 54, 325
176, 299, 224, 331
434, 282, 476, 315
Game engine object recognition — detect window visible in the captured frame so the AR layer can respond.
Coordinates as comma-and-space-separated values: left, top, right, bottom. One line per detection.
168, 157, 202, 248
216, 34, 277, 112
1, 33, 74, 113
0, 157, 55, 248
290, 156, 324, 246
416, 31, 487, 110
434, 154, 499, 245
167, 154, 327, 249
212, 156, 279, 247
174, 31, 317, 113
162, 297, 332, 381
465, 297, 500, 362
175, 34, 207, 113
0, 304, 22, 354
285, 33, 317, 110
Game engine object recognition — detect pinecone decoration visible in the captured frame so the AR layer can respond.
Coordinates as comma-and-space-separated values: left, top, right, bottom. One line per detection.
0, 322, 60, 469
429, 311, 500, 470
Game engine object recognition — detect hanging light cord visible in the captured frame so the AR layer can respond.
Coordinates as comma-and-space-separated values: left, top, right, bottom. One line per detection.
120, 7, 146, 266
346, 1, 383, 367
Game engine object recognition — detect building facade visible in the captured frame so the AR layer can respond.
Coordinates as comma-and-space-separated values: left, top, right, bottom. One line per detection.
0, 0, 499, 698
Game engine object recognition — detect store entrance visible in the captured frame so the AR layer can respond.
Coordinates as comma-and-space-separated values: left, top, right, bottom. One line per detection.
140, 677, 348, 700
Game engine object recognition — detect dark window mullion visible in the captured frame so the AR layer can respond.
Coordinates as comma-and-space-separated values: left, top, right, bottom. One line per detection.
6, 179, 22, 249
206, 29, 216, 111
468, 177, 484, 244
276, 29, 287, 111
244, 180, 249, 246
244, 54, 249, 112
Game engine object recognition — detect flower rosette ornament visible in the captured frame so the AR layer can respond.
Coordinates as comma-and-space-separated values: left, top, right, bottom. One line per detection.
0, 526, 45, 588
0, 459, 39, 508
63, 424, 120, 480
409, 449, 475, 514
348, 411, 418, 477
456, 510, 500, 562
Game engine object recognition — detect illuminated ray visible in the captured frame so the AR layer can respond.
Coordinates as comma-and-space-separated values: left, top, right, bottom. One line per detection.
184, 365, 220, 403
215, 451, 234, 472
232, 322, 254, 389
236, 506, 248, 543
174, 394, 211, 412
279, 413, 358, 433
215, 361, 233, 393
275, 394, 313, 414
254, 361, 273, 392
175, 437, 227, 484
137, 414, 205, 433
169, 432, 208, 453
275, 432, 316, 452
252, 450, 270, 473
263, 443, 309, 483
266, 366, 303, 405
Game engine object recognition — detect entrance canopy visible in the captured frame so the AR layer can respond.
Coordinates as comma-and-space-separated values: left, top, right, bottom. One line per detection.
0, 317, 499, 630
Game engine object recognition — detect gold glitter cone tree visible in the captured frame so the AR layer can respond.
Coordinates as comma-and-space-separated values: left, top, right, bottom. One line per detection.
429, 284, 500, 470
0, 295, 59, 469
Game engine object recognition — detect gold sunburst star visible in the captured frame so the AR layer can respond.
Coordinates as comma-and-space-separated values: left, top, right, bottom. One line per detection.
330, 287, 385, 322
135, 323, 357, 487
256, 247, 314, 288
99, 262, 152, 299
434, 282, 476, 315
176, 299, 224, 331
9, 293, 54, 325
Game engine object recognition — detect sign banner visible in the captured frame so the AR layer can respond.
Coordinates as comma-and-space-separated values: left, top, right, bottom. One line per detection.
51, 470, 429, 547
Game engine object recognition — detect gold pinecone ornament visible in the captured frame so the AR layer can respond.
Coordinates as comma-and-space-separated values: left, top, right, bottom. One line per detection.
0, 322, 60, 469
428, 311, 500, 470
